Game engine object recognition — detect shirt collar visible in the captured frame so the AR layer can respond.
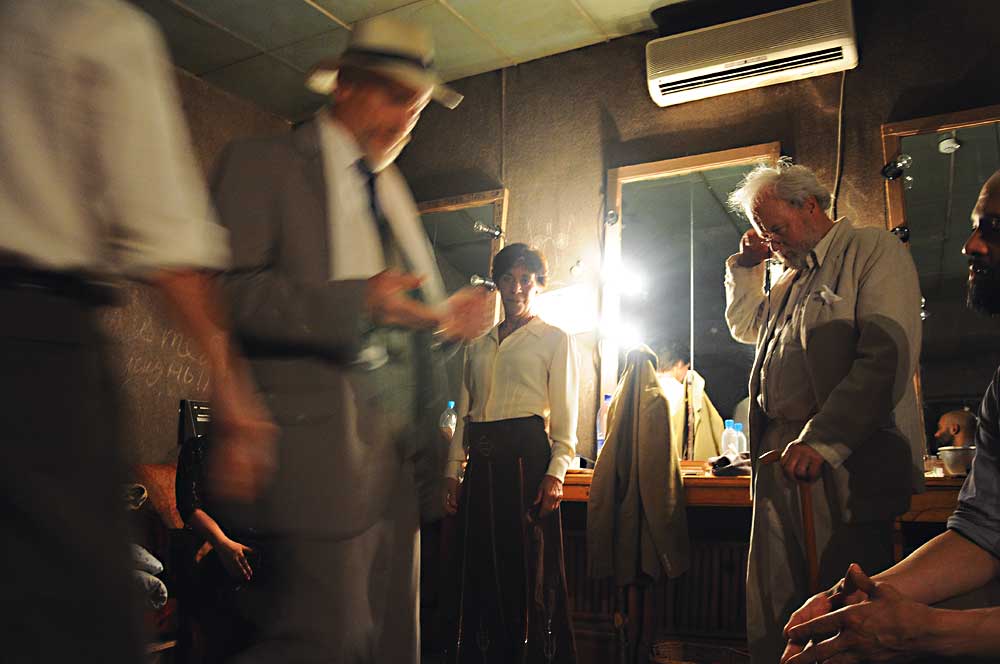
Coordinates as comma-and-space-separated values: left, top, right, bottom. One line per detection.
488, 317, 545, 343
805, 217, 846, 270
316, 110, 365, 172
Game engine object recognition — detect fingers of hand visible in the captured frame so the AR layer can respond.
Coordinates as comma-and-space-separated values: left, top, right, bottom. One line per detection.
845, 563, 877, 595
785, 631, 852, 664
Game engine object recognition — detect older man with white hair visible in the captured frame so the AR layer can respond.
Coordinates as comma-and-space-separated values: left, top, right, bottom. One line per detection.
724, 161, 924, 664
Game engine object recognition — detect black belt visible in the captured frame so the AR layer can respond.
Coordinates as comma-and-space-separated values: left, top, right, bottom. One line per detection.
0, 267, 119, 306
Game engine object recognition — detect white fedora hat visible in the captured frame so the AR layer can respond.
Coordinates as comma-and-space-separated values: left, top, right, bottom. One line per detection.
306, 15, 463, 110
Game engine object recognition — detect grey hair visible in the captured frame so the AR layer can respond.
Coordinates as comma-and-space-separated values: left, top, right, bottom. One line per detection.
727, 158, 833, 220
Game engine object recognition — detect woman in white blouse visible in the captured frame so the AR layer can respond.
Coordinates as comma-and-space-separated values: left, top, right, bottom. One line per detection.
442, 243, 579, 664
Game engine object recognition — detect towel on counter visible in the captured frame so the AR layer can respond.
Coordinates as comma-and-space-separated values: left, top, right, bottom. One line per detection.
709, 451, 751, 476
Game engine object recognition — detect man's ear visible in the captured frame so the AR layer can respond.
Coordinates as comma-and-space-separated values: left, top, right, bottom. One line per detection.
950, 423, 961, 436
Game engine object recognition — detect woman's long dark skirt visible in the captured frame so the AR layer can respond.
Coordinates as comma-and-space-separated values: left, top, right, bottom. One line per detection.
445, 416, 577, 664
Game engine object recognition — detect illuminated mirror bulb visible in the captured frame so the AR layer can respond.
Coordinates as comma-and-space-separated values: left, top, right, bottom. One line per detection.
896, 153, 913, 169
903, 175, 915, 190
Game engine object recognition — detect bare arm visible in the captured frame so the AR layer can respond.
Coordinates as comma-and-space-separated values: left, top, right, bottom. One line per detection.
874, 529, 1000, 605
784, 559, 1000, 662
186, 507, 254, 581
150, 269, 276, 501
782, 532, 1000, 662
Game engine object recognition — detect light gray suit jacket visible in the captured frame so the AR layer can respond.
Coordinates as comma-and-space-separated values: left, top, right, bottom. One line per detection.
211, 120, 448, 539
725, 220, 924, 523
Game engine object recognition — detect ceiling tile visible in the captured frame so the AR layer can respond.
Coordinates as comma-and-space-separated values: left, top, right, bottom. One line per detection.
202, 54, 325, 120
127, 0, 259, 74
177, 0, 340, 50
381, 0, 508, 82
448, 0, 602, 65
575, 0, 659, 38
311, 0, 417, 25
270, 26, 351, 71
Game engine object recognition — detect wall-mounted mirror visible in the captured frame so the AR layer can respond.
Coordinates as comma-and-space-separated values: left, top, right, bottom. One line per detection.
882, 104, 1000, 451
419, 188, 508, 397
601, 143, 780, 460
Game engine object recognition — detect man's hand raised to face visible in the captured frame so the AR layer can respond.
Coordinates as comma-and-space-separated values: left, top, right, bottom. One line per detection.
737, 228, 773, 267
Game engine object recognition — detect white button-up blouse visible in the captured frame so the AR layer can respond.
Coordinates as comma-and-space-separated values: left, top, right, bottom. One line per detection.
446, 317, 579, 482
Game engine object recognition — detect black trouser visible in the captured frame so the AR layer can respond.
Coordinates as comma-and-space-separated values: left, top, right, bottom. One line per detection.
0, 282, 143, 663
446, 416, 577, 664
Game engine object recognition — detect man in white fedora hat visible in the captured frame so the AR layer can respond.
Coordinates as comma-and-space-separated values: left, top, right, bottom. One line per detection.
211, 14, 491, 664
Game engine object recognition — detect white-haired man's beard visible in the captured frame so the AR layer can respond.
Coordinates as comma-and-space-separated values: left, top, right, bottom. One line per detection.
967, 262, 1000, 315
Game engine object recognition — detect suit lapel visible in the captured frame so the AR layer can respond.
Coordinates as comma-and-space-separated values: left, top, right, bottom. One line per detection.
291, 120, 335, 279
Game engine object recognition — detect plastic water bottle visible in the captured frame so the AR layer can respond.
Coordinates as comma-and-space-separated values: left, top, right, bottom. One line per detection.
733, 422, 748, 454
721, 419, 739, 456
596, 394, 612, 459
439, 400, 458, 441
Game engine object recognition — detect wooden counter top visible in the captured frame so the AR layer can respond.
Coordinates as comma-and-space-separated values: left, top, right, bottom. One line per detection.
563, 465, 965, 519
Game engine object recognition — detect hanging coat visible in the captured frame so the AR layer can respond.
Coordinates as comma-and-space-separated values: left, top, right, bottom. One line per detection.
587, 346, 690, 585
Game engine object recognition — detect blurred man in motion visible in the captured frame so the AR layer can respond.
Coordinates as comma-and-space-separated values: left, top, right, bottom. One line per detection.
0, 2, 275, 660
212, 14, 493, 663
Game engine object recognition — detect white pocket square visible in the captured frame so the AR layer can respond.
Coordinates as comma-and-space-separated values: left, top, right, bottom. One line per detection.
816, 285, 842, 305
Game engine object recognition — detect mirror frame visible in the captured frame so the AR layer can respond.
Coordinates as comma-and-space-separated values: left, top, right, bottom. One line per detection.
880, 103, 1000, 452
417, 187, 509, 261
600, 142, 782, 401
418, 188, 508, 321
881, 103, 1000, 230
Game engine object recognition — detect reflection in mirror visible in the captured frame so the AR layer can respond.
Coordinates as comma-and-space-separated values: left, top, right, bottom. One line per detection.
603, 144, 780, 460
419, 189, 507, 399
883, 106, 1000, 451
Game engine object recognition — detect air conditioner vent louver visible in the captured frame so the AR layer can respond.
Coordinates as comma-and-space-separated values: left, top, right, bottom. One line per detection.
658, 46, 843, 96
646, 0, 857, 107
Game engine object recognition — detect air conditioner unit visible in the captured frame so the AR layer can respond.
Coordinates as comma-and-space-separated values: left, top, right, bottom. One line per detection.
646, 0, 857, 107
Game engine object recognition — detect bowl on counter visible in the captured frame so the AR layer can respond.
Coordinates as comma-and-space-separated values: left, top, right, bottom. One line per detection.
937, 446, 976, 477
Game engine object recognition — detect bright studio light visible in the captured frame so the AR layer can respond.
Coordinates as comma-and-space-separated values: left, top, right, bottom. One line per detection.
534, 285, 598, 335
599, 317, 643, 351
602, 261, 646, 299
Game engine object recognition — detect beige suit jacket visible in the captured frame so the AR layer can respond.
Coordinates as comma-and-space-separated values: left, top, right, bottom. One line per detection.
725, 220, 924, 523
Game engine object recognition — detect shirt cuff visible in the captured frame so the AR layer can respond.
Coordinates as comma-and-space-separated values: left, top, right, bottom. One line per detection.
725, 254, 768, 287
546, 454, 572, 483
804, 439, 853, 470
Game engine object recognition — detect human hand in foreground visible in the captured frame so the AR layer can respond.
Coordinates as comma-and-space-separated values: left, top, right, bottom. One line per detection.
534, 475, 564, 517
366, 270, 441, 330
782, 563, 932, 663
779, 440, 826, 483
781, 562, 873, 662
438, 285, 497, 342
737, 228, 773, 267
217, 538, 255, 581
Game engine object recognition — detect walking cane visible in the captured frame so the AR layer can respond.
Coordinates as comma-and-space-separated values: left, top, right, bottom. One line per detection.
759, 449, 820, 594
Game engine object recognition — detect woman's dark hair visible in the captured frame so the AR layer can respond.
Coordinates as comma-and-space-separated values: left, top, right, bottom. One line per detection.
491, 243, 548, 286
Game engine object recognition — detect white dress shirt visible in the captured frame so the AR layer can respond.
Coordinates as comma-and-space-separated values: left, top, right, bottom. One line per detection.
0, 0, 228, 277
316, 113, 445, 304
446, 318, 580, 482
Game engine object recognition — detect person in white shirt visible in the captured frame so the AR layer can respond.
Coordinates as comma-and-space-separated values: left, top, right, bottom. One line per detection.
443, 243, 580, 663
654, 340, 725, 460
0, 2, 275, 662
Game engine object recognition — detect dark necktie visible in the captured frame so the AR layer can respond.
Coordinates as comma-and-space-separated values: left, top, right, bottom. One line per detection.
354, 159, 393, 260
